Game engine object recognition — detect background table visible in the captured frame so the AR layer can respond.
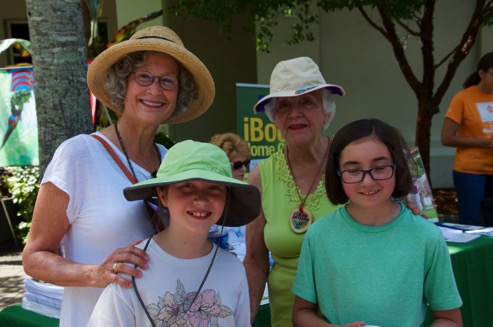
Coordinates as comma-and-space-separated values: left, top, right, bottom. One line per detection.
437, 236, 493, 326
0, 304, 58, 327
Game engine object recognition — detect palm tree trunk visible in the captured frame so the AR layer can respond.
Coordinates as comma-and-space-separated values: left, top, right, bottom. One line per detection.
25, 0, 93, 174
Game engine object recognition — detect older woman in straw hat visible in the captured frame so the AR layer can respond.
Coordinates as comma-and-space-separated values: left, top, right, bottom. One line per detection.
22, 26, 214, 327
243, 57, 345, 327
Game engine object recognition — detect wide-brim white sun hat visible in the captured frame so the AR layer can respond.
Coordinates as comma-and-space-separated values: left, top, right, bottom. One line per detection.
253, 57, 345, 114
124, 140, 261, 227
87, 26, 215, 124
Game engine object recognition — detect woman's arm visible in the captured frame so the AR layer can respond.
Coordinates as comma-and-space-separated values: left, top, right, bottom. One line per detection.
243, 166, 270, 323
293, 296, 365, 327
22, 182, 149, 289
441, 117, 493, 148
430, 308, 463, 327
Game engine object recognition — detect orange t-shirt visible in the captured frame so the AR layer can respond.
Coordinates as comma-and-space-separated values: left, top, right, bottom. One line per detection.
445, 86, 493, 174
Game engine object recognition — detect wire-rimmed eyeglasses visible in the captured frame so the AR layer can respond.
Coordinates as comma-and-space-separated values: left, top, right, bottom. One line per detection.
337, 164, 396, 184
130, 70, 178, 90
230, 160, 251, 170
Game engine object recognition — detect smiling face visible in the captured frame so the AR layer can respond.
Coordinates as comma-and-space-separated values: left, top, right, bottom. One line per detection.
339, 136, 396, 211
272, 89, 329, 145
124, 52, 179, 124
158, 180, 227, 235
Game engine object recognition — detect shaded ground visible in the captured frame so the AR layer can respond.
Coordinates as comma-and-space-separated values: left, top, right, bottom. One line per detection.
433, 188, 458, 215
0, 247, 27, 310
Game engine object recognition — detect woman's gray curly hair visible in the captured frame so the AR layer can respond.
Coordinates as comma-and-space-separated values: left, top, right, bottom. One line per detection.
104, 51, 197, 122
263, 88, 336, 130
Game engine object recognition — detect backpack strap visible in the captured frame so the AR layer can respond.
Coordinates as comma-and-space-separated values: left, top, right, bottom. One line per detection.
91, 134, 164, 232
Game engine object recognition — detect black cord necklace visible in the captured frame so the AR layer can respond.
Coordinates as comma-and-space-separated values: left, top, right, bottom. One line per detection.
132, 198, 228, 326
114, 120, 161, 179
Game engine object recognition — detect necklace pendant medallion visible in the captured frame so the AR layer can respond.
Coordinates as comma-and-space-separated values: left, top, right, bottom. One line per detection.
290, 206, 313, 233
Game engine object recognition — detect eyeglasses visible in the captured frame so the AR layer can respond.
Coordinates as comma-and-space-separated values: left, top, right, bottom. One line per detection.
337, 164, 396, 184
130, 71, 178, 90
230, 160, 251, 170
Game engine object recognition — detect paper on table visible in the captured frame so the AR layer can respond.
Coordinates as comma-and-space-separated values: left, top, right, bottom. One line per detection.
438, 222, 484, 231
446, 233, 480, 243
465, 227, 493, 237
438, 226, 463, 240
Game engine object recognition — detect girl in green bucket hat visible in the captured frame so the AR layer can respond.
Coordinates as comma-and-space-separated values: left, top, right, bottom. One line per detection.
88, 140, 261, 327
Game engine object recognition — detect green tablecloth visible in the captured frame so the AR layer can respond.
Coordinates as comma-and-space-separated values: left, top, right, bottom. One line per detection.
443, 236, 493, 326
253, 303, 271, 327
1, 236, 492, 327
0, 304, 58, 327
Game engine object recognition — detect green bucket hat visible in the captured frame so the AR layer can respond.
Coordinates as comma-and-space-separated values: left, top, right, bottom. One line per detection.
123, 140, 261, 227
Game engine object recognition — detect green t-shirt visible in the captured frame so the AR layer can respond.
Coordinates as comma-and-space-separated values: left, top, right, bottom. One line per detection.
292, 204, 462, 326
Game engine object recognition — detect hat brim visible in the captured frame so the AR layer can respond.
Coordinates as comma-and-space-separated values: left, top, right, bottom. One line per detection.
253, 84, 345, 114
124, 170, 261, 227
87, 38, 215, 124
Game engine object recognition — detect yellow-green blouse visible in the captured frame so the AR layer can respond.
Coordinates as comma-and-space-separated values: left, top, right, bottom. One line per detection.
258, 146, 339, 327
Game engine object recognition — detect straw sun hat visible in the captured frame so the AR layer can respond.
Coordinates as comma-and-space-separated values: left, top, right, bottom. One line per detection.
124, 140, 261, 227
253, 57, 345, 114
87, 26, 215, 124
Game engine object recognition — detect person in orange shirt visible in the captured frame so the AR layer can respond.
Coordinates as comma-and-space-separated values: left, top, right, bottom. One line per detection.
441, 52, 493, 226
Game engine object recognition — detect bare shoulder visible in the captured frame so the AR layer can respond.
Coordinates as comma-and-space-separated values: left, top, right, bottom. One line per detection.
248, 165, 262, 192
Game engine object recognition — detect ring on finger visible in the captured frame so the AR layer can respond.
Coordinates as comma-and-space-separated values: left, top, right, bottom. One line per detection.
112, 262, 118, 274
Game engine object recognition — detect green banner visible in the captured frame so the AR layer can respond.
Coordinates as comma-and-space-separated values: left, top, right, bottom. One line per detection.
236, 83, 285, 165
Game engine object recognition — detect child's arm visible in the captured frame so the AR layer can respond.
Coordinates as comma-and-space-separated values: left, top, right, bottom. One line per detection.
292, 295, 365, 327
430, 308, 463, 327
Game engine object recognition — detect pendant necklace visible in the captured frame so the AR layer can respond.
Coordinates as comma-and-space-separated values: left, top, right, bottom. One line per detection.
114, 120, 161, 179
285, 141, 329, 233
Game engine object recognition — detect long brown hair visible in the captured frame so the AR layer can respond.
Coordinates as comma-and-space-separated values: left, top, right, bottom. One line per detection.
463, 52, 493, 88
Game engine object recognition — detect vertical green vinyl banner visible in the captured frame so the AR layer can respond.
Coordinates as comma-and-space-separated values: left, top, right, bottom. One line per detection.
236, 83, 285, 167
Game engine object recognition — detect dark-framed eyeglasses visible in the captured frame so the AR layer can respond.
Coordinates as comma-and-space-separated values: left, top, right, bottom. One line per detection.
337, 164, 396, 184
230, 160, 251, 170
130, 71, 178, 90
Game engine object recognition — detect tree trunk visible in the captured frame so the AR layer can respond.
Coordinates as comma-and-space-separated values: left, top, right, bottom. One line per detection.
415, 99, 433, 186
25, 0, 93, 174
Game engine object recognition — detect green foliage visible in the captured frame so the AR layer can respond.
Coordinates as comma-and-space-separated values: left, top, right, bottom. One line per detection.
2, 166, 40, 243
11, 90, 32, 108
318, 0, 426, 18
171, 0, 492, 53
154, 132, 176, 149
171, 0, 321, 52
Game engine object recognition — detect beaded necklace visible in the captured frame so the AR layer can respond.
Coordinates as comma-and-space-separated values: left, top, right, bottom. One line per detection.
285, 140, 329, 233
114, 120, 161, 179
